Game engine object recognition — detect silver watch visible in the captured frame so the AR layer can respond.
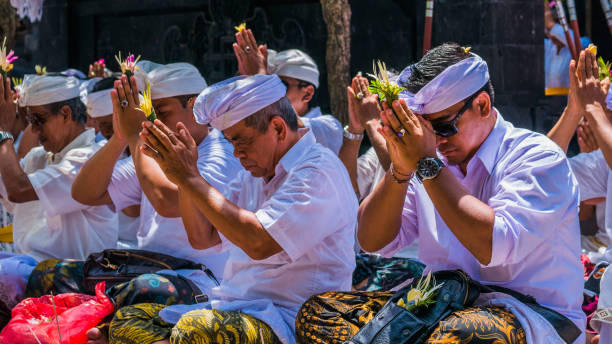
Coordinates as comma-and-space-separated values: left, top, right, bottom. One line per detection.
416, 157, 445, 181
343, 125, 364, 141
0, 131, 13, 144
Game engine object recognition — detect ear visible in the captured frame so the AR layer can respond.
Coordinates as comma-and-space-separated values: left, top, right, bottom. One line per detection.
475, 92, 491, 118
60, 104, 73, 123
301, 85, 315, 104
187, 96, 196, 109
270, 116, 287, 141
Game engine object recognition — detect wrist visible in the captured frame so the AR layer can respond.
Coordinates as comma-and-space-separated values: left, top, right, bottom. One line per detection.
347, 124, 364, 134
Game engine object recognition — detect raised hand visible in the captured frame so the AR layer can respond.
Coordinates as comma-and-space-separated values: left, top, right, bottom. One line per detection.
574, 49, 610, 111
110, 75, 145, 141
378, 99, 437, 175
233, 29, 268, 75
577, 119, 599, 153
139, 120, 200, 185
0, 75, 16, 132
89, 61, 106, 78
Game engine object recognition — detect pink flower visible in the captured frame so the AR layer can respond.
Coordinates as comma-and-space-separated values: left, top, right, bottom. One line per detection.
6, 51, 17, 64
96, 58, 105, 65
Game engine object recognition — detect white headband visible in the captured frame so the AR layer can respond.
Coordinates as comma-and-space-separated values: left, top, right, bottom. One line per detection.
85, 89, 113, 118
194, 74, 287, 131
399, 54, 490, 114
21, 75, 81, 107
148, 63, 207, 100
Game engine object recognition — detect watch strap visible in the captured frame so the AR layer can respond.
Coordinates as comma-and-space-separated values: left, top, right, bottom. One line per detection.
343, 125, 364, 141
0, 131, 14, 144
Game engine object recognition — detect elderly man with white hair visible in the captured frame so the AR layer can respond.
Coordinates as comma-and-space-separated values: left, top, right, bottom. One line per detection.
233, 29, 343, 154
297, 43, 585, 344
0, 74, 118, 317
100, 73, 358, 344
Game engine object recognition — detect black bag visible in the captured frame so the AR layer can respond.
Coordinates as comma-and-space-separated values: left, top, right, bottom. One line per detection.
346, 270, 581, 344
82, 249, 219, 301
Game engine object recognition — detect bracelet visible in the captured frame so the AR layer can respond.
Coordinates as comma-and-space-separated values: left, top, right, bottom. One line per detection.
389, 164, 413, 184
343, 125, 364, 141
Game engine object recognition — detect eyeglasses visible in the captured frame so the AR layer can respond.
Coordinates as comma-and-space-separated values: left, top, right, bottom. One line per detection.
428, 92, 479, 137
281, 79, 310, 90
25, 114, 47, 127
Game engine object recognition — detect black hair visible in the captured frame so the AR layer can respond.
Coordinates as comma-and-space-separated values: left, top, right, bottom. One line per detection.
91, 76, 119, 92
244, 96, 299, 133
45, 97, 87, 124
401, 42, 495, 106
174, 94, 199, 108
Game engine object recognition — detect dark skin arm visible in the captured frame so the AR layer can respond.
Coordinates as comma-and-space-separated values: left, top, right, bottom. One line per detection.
139, 119, 282, 260
0, 75, 37, 203
113, 75, 181, 218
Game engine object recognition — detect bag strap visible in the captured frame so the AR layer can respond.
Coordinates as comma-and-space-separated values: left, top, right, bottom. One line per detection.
477, 283, 581, 343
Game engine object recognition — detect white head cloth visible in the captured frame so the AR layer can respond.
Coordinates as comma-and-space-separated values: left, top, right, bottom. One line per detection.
84, 89, 113, 118
267, 49, 319, 88
148, 63, 207, 100
133, 60, 162, 91
193, 74, 287, 130
398, 54, 490, 114
21, 74, 81, 107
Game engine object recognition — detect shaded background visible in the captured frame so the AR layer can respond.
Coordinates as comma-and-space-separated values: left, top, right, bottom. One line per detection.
6, 0, 612, 141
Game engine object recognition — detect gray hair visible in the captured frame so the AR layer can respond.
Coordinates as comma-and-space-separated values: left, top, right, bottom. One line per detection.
244, 96, 298, 132
45, 97, 87, 124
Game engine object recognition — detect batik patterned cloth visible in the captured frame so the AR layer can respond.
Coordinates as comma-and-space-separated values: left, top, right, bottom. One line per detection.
295, 291, 526, 344
109, 302, 282, 344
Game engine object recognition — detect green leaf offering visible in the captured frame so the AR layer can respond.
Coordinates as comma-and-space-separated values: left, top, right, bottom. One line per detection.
367, 60, 405, 107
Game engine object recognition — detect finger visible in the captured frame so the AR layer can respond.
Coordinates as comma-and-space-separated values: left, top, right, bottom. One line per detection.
121, 76, 136, 106
153, 119, 179, 146
129, 76, 140, 106
233, 44, 246, 75
385, 107, 404, 134
140, 143, 163, 162
360, 77, 370, 95
5, 76, 11, 103
378, 114, 403, 146
114, 80, 128, 107
577, 50, 586, 83
235, 31, 247, 48
351, 75, 360, 91
176, 122, 197, 149
246, 29, 258, 49
585, 49, 594, 79
396, 99, 419, 133
142, 120, 174, 151
0, 75, 5, 105
569, 60, 578, 86
139, 126, 168, 154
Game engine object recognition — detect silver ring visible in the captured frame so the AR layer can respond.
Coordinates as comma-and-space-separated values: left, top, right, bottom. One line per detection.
244, 45, 251, 53
356, 92, 364, 100
397, 128, 406, 138
120, 100, 129, 108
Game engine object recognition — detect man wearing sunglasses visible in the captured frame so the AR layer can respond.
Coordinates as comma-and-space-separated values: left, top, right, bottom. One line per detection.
0, 74, 118, 317
297, 43, 584, 343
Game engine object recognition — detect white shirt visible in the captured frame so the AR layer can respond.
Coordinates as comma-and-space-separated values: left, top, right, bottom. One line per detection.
569, 150, 612, 261
160, 129, 358, 344
0, 129, 118, 261
107, 129, 242, 286
300, 107, 342, 154
356, 147, 386, 201
545, 32, 572, 90
376, 113, 585, 343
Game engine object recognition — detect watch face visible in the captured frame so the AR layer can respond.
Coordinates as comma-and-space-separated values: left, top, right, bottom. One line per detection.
418, 158, 442, 179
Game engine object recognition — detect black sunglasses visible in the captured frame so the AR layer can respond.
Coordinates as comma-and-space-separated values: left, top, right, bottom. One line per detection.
428, 92, 479, 137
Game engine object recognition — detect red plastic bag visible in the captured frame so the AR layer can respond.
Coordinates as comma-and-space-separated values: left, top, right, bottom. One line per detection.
0, 282, 114, 344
